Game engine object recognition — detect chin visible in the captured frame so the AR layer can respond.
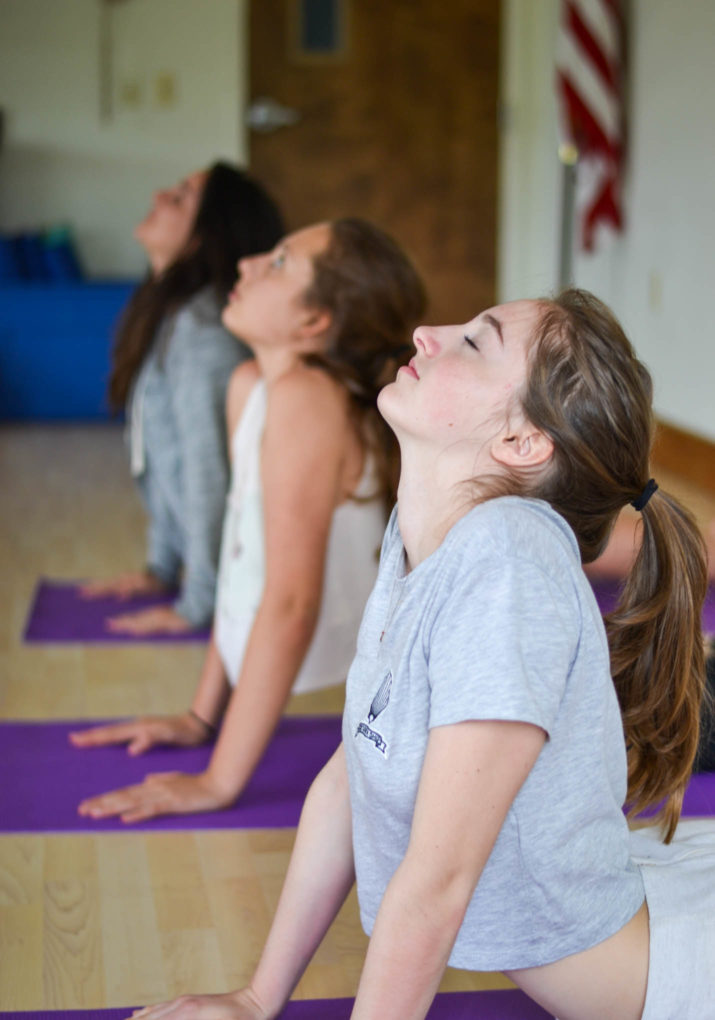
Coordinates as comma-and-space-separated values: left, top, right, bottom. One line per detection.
221, 304, 243, 339
133, 221, 156, 255
376, 381, 400, 425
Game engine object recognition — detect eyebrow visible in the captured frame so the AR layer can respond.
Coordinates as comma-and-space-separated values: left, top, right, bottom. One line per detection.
268, 242, 288, 263
482, 313, 504, 345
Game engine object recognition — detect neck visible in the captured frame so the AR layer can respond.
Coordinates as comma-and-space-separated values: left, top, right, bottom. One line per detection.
395, 445, 474, 570
252, 344, 309, 383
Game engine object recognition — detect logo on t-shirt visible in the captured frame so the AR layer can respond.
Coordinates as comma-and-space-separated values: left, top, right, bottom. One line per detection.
355, 670, 392, 755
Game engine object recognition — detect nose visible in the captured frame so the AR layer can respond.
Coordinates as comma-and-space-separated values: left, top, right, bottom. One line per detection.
413, 327, 442, 357
237, 253, 257, 277
239, 250, 271, 276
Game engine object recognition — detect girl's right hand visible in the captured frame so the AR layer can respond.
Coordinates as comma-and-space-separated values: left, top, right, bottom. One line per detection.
127, 988, 275, 1020
79, 570, 169, 600
69, 712, 211, 756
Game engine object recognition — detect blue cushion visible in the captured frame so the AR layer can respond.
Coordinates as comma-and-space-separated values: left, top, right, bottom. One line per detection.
0, 281, 137, 420
43, 225, 84, 282
0, 237, 20, 281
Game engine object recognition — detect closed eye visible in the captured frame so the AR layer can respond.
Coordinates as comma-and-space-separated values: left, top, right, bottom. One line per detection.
464, 334, 479, 351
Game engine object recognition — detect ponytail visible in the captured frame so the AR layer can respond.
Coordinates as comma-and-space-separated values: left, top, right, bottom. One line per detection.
521, 289, 708, 841
607, 490, 707, 840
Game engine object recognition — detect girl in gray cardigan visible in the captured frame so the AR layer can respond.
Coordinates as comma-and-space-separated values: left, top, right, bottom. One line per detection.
82, 162, 283, 631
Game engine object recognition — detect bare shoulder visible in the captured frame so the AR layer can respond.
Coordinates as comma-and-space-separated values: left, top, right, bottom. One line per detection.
263, 366, 364, 504
267, 364, 349, 429
226, 359, 261, 439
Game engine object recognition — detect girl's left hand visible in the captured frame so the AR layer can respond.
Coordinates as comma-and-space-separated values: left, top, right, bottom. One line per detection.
127, 989, 271, 1020
77, 770, 233, 823
106, 606, 193, 635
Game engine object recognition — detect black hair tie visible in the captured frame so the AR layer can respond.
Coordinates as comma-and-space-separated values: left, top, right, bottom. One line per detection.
631, 478, 658, 511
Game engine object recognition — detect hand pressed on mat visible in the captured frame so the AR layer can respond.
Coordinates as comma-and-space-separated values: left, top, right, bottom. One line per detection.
105, 605, 192, 634
127, 989, 271, 1020
69, 712, 211, 755
77, 769, 233, 823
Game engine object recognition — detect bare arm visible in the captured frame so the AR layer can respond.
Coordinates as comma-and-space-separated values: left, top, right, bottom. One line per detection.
78, 368, 351, 822
586, 510, 715, 582
204, 367, 349, 803
249, 744, 356, 1014
74, 367, 254, 736
128, 745, 355, 1020
350, 719, 546, 1019
584, 511, 641, 580
73, 368, 250, 778
72, 633, 229, 782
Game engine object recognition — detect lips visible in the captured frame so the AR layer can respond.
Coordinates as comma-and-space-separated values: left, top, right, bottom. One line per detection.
403, 358, 419, 380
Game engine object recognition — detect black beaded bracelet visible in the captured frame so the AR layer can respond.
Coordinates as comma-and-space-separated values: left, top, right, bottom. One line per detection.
188, 708, 217, 735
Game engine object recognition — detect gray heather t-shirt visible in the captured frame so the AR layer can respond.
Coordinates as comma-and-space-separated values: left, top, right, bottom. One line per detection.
342, 497, 645, 971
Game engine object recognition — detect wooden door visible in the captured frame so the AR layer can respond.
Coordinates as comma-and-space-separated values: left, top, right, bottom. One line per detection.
248, 0, 500, 323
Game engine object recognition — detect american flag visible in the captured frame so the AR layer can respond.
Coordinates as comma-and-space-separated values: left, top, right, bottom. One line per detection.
556, 0, 627, 251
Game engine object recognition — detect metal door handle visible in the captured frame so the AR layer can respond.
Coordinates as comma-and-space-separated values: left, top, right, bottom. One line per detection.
247, 97, 301, 133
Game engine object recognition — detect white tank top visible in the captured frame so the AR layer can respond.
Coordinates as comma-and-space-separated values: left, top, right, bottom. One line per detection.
214, 378, 386, 693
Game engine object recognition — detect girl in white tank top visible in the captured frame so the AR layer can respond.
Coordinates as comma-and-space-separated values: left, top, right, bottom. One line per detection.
73, 218, 426, 824
214, 377, 384, 693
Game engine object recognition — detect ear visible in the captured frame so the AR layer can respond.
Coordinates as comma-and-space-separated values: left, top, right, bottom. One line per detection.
295, 307, 332, 348
491, 425, 554, 470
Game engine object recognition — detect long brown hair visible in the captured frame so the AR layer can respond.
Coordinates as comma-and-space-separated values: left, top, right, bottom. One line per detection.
302, 218, 427, 512
108, 163, 284, 409
521, 289, 707, 840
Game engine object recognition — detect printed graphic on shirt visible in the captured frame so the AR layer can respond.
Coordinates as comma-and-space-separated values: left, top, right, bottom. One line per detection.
356, 669, 392, 756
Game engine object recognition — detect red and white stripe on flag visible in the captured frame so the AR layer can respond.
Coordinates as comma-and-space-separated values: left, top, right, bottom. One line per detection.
556, 0, 626, 250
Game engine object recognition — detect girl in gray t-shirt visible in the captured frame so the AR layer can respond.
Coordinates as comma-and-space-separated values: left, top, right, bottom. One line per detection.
130, 289, 713, 1020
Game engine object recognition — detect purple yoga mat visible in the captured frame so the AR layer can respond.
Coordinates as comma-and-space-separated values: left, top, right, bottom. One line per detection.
636, 770, 715, 819
591, 578, 715, 633
0, 990, 553, 1019
25, 578, 715, 647
23, 580, 211, 643
3, 714, 714, 836
0, 716, 342, 833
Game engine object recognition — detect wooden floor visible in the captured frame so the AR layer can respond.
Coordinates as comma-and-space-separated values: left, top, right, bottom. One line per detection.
2, 425, 713, 1012
0, 425, 519, 1011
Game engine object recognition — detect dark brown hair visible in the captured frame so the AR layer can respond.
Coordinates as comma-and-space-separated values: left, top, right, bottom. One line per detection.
108, 162, 284, 409
521, 289, 707, 840
302, 217, 427, 511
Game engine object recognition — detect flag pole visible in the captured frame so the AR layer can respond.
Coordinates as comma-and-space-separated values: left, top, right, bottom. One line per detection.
557, 142, 579, 290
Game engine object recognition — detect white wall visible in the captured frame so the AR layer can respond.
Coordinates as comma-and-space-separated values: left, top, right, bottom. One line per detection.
2, 0, 713, 440
499, 0, 715, 442
0, 0, 247, 277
